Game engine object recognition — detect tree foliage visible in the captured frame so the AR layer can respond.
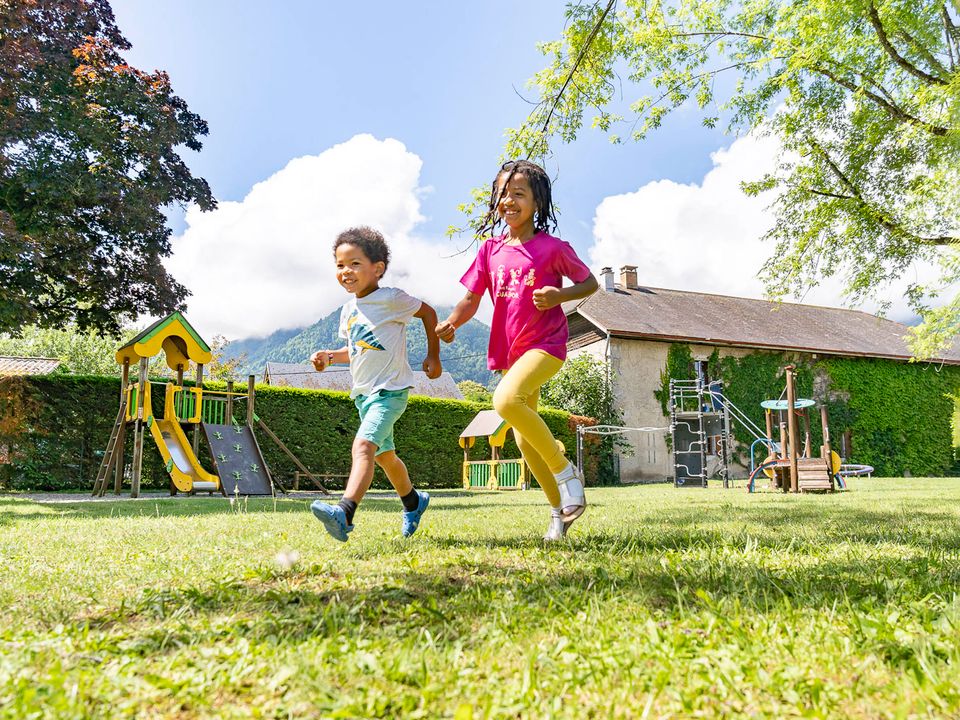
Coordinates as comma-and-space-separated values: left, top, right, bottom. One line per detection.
457, 380, 492, 404
483, 0, 960, 356
0, 323, 165, 375
0, 0, 215, 335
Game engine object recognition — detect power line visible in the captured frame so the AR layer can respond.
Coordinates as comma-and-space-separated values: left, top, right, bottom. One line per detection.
261, 351, 488, 377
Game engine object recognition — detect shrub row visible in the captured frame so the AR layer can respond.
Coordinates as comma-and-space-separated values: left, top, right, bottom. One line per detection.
0, 375, 583, 492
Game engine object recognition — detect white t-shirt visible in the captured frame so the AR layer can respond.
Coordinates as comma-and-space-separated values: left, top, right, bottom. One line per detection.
338, 286, 422, 398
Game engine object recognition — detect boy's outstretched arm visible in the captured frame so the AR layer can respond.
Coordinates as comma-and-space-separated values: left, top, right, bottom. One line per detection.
435, 291, 481, 344
414, 301, 442, 379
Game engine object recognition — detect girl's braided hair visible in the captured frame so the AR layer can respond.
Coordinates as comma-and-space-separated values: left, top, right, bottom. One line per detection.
476, 159, 558, 239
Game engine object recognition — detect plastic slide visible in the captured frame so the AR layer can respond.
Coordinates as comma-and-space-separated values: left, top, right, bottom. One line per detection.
148, 417, 220, 493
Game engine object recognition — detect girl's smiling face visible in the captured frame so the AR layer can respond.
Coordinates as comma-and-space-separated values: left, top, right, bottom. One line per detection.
335, 242, 383, 298
496, 171, 536, 238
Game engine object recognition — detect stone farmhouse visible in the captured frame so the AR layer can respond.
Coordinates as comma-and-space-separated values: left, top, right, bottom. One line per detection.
565, 266, 960, 483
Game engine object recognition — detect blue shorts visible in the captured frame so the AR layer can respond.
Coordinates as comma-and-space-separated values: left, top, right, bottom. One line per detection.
354, 389, 409, 455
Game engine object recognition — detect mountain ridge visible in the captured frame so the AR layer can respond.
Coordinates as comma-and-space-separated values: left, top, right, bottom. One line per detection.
221, 305, 495, 387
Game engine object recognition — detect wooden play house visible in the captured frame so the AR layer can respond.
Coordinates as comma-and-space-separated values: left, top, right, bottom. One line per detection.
459, 410, 528, 490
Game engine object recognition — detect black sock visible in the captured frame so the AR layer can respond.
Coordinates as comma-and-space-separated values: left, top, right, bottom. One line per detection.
338, 498, 357, 525
400, 488, 419, 512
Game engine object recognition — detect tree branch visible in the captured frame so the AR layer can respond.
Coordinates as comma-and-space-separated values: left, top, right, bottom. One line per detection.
808, 187, 855, 200
669, 30, 772, 42
538, 0, 618, 138
808, 138, 959, 246
867, 0, 948, 85
944, 4, 959, 69
810, 65, 949, 136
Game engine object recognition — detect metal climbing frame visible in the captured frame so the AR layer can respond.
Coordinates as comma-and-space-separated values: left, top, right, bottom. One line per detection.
669, 378, 733, 488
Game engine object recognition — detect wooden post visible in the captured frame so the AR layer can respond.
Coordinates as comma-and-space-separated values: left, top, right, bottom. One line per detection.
293, 471, 300, 491
777, 421, 788, 490
130, 357, 149, 498
113, 360, 130, 494
821, 405, 834, 490
226, 380, 234, 425
764, 409, 774, 450
193, 363, 203, 455
785, 365, 799, 493
170, 364, 185, 496
247, 375, 255, 426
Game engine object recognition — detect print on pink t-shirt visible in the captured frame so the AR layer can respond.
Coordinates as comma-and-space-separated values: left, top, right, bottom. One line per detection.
460, 232, 592, 370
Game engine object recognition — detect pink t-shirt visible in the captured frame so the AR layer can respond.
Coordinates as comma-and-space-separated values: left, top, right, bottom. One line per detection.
460, 232, 592, 370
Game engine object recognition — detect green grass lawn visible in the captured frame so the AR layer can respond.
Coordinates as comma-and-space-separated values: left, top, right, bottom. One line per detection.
1, 478, 959, 718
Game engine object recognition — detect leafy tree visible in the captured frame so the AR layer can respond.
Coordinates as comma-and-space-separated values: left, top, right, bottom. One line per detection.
458, 380, 492, 404
0, 0, 215, 335
0, 324, 166, 375
475, 0, 959, 357
203, 334, 246, 383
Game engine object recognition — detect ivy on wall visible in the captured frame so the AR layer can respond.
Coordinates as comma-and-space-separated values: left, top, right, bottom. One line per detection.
655, 346, 960, 477
654, 344, 695, 416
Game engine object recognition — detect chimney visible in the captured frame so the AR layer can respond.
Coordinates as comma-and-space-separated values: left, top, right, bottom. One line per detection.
620, 265, 638, 290
600, 267, 615, 292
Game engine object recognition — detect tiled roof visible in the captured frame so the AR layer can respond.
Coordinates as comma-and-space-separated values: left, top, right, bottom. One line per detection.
263, 362, 465, 400
0, 356, 62, 375
567, 285, 960, 364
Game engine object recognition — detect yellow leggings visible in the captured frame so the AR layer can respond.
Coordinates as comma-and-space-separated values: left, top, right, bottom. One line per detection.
492, 350, 568, 508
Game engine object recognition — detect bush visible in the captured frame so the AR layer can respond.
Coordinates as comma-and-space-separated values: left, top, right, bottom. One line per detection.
0, 375, 581, 491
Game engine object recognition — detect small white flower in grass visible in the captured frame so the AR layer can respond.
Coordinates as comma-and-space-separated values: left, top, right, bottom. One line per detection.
276, 547, 300, 571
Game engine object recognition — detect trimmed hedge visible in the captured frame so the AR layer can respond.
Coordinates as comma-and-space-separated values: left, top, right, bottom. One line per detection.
0, 375, 581, 492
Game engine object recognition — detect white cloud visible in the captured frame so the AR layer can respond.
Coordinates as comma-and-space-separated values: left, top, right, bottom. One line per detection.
166, 135, 472, 340
588, 132, 946, 322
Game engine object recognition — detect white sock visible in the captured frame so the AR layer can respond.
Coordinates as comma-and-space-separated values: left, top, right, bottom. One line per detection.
554, 462, 576, 482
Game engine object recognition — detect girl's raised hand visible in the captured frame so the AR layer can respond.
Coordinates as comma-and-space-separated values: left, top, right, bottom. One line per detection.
532, 286, 562, 310
435, 320, 456, 343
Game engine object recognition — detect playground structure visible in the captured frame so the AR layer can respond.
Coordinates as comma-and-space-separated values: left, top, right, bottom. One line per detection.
459, 410, 529, 490
668, 375, 733, 488
747, 365, 845, 493
91, 312, 327, 498
576, 362, 868, 491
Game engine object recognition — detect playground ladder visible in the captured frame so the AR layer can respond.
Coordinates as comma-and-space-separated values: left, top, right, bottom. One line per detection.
92, 400, 127, 496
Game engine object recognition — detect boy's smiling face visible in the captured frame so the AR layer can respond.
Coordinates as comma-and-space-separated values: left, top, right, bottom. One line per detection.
335, 242, 383, 298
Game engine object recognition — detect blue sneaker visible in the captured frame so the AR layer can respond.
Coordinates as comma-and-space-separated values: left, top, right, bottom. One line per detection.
310, 500, 353, 542
401, 491, 430, 538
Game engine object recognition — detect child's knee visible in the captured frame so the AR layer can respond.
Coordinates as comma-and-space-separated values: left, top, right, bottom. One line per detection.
352, 437, 378, 459
375, 450, 400, 468
493, 384, 525, 416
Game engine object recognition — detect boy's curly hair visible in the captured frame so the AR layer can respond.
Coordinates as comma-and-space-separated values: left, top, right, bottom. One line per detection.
476, 159, 558, 239
333, 226, 390, 270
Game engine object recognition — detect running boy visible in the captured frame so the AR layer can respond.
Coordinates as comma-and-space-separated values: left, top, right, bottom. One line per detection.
310, 226, 441, 541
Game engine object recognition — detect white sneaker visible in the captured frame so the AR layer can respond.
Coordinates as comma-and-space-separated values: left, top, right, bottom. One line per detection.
555, 464, 586, 523
543, 509, 573, 541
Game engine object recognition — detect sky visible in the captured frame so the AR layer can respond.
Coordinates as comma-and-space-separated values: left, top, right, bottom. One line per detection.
110, 0, 942, 341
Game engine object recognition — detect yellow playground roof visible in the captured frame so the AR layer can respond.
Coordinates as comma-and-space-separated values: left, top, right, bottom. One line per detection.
115, 312, 212, 370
